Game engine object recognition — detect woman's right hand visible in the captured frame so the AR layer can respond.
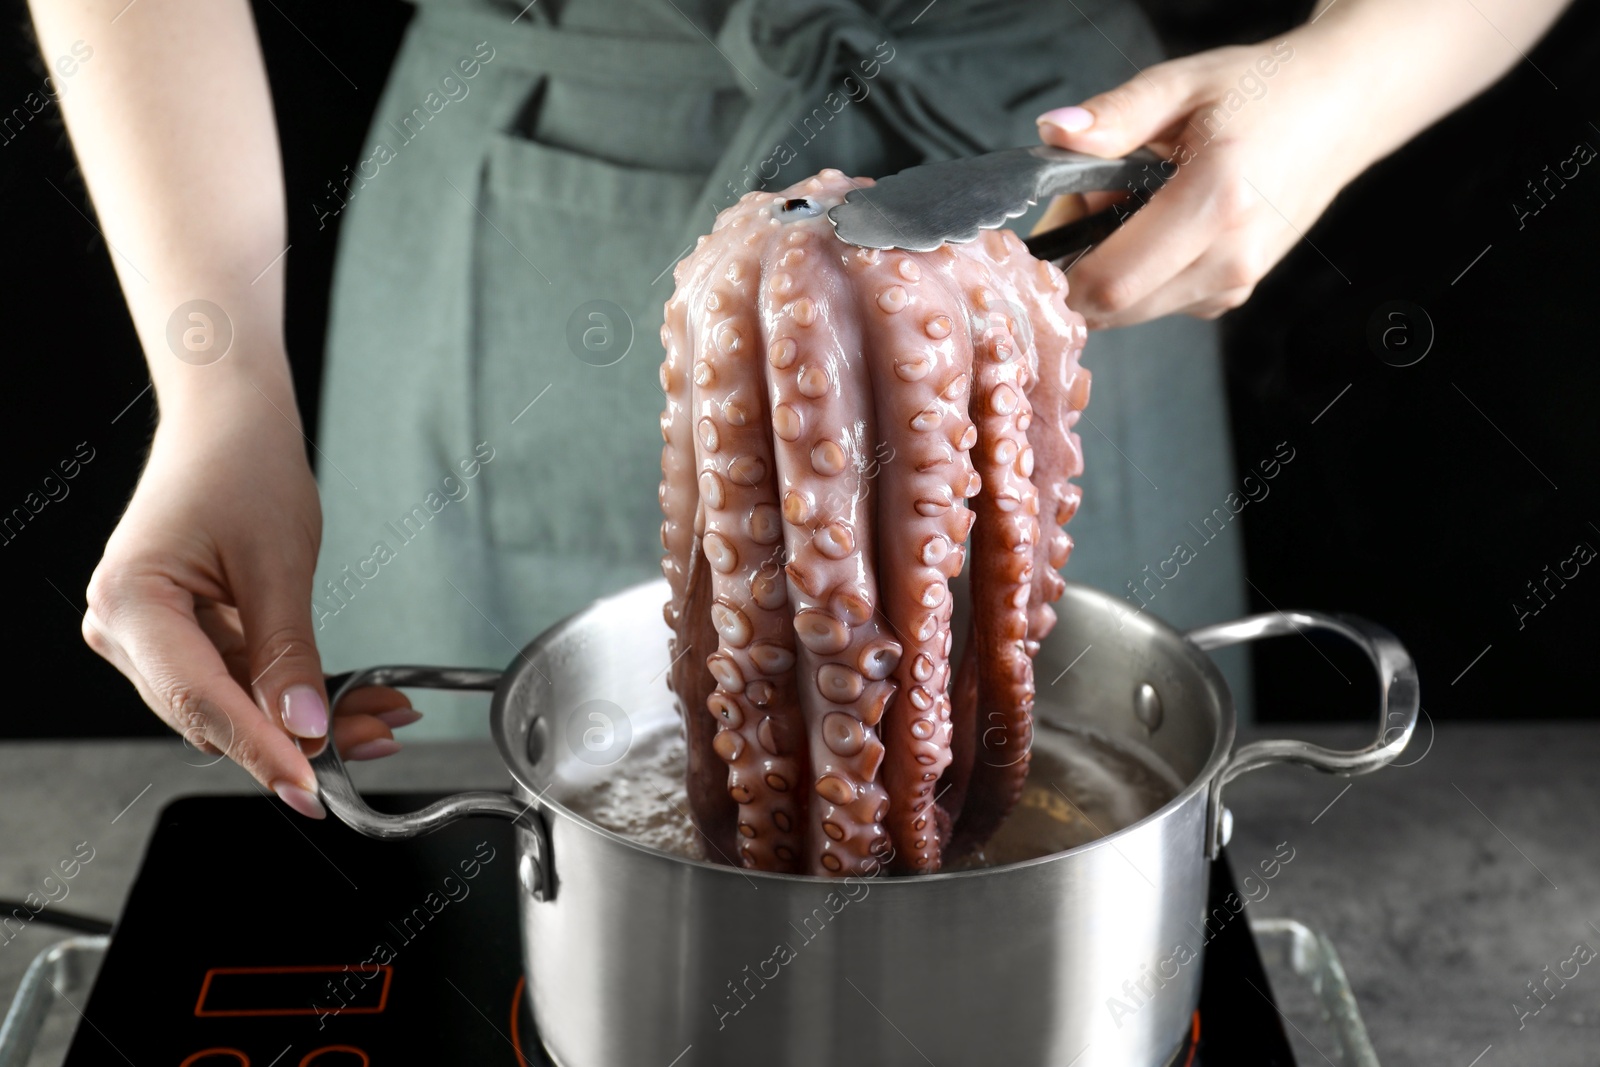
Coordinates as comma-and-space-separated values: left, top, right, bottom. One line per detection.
25, 0, 417, 808
83, 395, 414, 818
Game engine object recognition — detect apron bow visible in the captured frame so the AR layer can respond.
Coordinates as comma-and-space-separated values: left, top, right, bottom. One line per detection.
717, 0, 899, 97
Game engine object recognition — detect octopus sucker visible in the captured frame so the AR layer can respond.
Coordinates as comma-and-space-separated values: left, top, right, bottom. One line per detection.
673, 538, 738, 852
690, 269, 808, 873
948, 321, 1043, 850
857, 254, 970, 873
661, 289, 738, 853
659, 175, 1089, 876
1014, 253, 1090, 645
761, 246, 893, 877
659, 291, 699, 630
939, 622, 981, 826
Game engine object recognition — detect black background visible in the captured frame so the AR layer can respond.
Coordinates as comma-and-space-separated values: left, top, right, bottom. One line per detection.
1, 0, 1596, 738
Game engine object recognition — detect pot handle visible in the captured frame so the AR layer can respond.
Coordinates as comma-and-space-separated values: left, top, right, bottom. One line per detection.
1185, 611, 1420, 859
309, 666, 532, 839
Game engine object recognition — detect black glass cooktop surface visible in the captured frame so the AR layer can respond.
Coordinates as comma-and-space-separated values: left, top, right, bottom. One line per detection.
62, 795, 1293, 1066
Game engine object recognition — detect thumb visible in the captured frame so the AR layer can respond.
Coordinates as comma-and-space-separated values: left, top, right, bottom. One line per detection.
237, 568, 331, 754
1036, 65, 1195, 158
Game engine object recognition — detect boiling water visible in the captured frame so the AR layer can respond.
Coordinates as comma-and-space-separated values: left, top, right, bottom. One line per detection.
556, 726, 710, 862
951, 718, 1182, 869
556, 716, 1181, 872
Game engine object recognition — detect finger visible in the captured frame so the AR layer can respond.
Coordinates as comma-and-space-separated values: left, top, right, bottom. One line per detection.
332, 684, 414, 720
1077, 234, 1261, 328
1063, 151, 1251, 328
331, 713, 401, 761
232, 554, 330, 746
1035, 61, 1199, 158
189, 631, 410, 763
83, 574, 324, 816
1034, 192, 1133, 233
373, 705, 423, 728
194, 599, 250, 686
331, 683, 421, 729
1079, 191, 1125, 215
1184, 288, 1254, 321
1030, 192, 1090, 235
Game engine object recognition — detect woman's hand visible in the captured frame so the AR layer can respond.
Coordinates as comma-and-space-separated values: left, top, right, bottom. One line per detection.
1033, 35, 1369, 330
1034, 0, 1575, 331
83, 388, 414, 818
26, 0, 404, 816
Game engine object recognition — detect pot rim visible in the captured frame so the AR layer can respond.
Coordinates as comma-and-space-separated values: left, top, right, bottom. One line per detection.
491, 578, 1237, 885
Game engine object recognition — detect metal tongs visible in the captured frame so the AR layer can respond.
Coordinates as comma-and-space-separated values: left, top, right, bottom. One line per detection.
828, 146, 1167, 259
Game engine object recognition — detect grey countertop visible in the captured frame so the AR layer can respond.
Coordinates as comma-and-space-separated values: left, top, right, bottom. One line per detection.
1, 723, 1596, 1065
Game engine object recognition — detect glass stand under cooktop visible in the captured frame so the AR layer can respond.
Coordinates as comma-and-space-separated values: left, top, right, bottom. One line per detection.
1252, 920, 1380, 1067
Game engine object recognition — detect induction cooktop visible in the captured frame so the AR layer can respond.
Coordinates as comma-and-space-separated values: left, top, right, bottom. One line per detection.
58, 795, 1295, 1066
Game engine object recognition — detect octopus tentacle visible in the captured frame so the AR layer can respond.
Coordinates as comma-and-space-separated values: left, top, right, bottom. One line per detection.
1016, 249, 1090, 644
688, 243, 809, 873
673, 541, 738, 852
660, 291, 737, 848
662, 175, 1091, 876
760, 213, 894, 876
855, 247, 975, 873
938, 618, 979, 829
660, 292, 699, 649
953, 298, 1042, 847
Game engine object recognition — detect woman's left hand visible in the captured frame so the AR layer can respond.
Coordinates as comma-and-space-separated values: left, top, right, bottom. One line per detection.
1032, 33, 1371, 330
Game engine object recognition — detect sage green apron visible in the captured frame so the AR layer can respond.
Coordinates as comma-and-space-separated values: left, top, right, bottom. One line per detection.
312, 0, 1252, 736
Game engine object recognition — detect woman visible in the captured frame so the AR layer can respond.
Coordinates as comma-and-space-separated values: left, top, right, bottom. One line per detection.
31, 0, 1568, 819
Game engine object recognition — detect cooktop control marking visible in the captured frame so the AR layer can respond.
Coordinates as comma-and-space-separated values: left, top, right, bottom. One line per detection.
194, 965, 393, 1018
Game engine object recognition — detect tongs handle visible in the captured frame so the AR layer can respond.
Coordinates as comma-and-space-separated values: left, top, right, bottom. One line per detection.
1023, 207, 1126, 262
1029, 146, 1169, 200
1023, 147, 1169, 261
828, 144, 1171, 256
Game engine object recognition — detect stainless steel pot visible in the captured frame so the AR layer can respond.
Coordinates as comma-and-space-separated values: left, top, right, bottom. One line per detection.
312, 579, 1418, 1067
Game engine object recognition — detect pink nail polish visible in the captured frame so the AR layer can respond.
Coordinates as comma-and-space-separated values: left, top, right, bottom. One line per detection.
375, 707, 423, 729
1037, 106, 1094, 134
281, 685, 328, 739
273, 781, 327, 820
345, 738, 403, 762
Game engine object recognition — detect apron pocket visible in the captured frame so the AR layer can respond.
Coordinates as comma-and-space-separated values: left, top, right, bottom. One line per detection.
471, 131, 708, 569
484, 129, 709, 215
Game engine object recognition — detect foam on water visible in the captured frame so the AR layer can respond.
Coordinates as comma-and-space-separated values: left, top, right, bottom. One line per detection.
948, 718, 1181, 870
556, 714, 1180, 872
558, 725, 707, 862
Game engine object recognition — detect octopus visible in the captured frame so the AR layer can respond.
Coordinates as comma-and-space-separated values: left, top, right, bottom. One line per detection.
658, 170, 1090, 877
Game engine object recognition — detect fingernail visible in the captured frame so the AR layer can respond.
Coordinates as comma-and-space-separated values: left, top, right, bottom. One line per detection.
273, 781, 327, 820
375, 707, 423, 728
1037, 106, 1095, 134
345, 738, 403, 762
281, 685, 328, 739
